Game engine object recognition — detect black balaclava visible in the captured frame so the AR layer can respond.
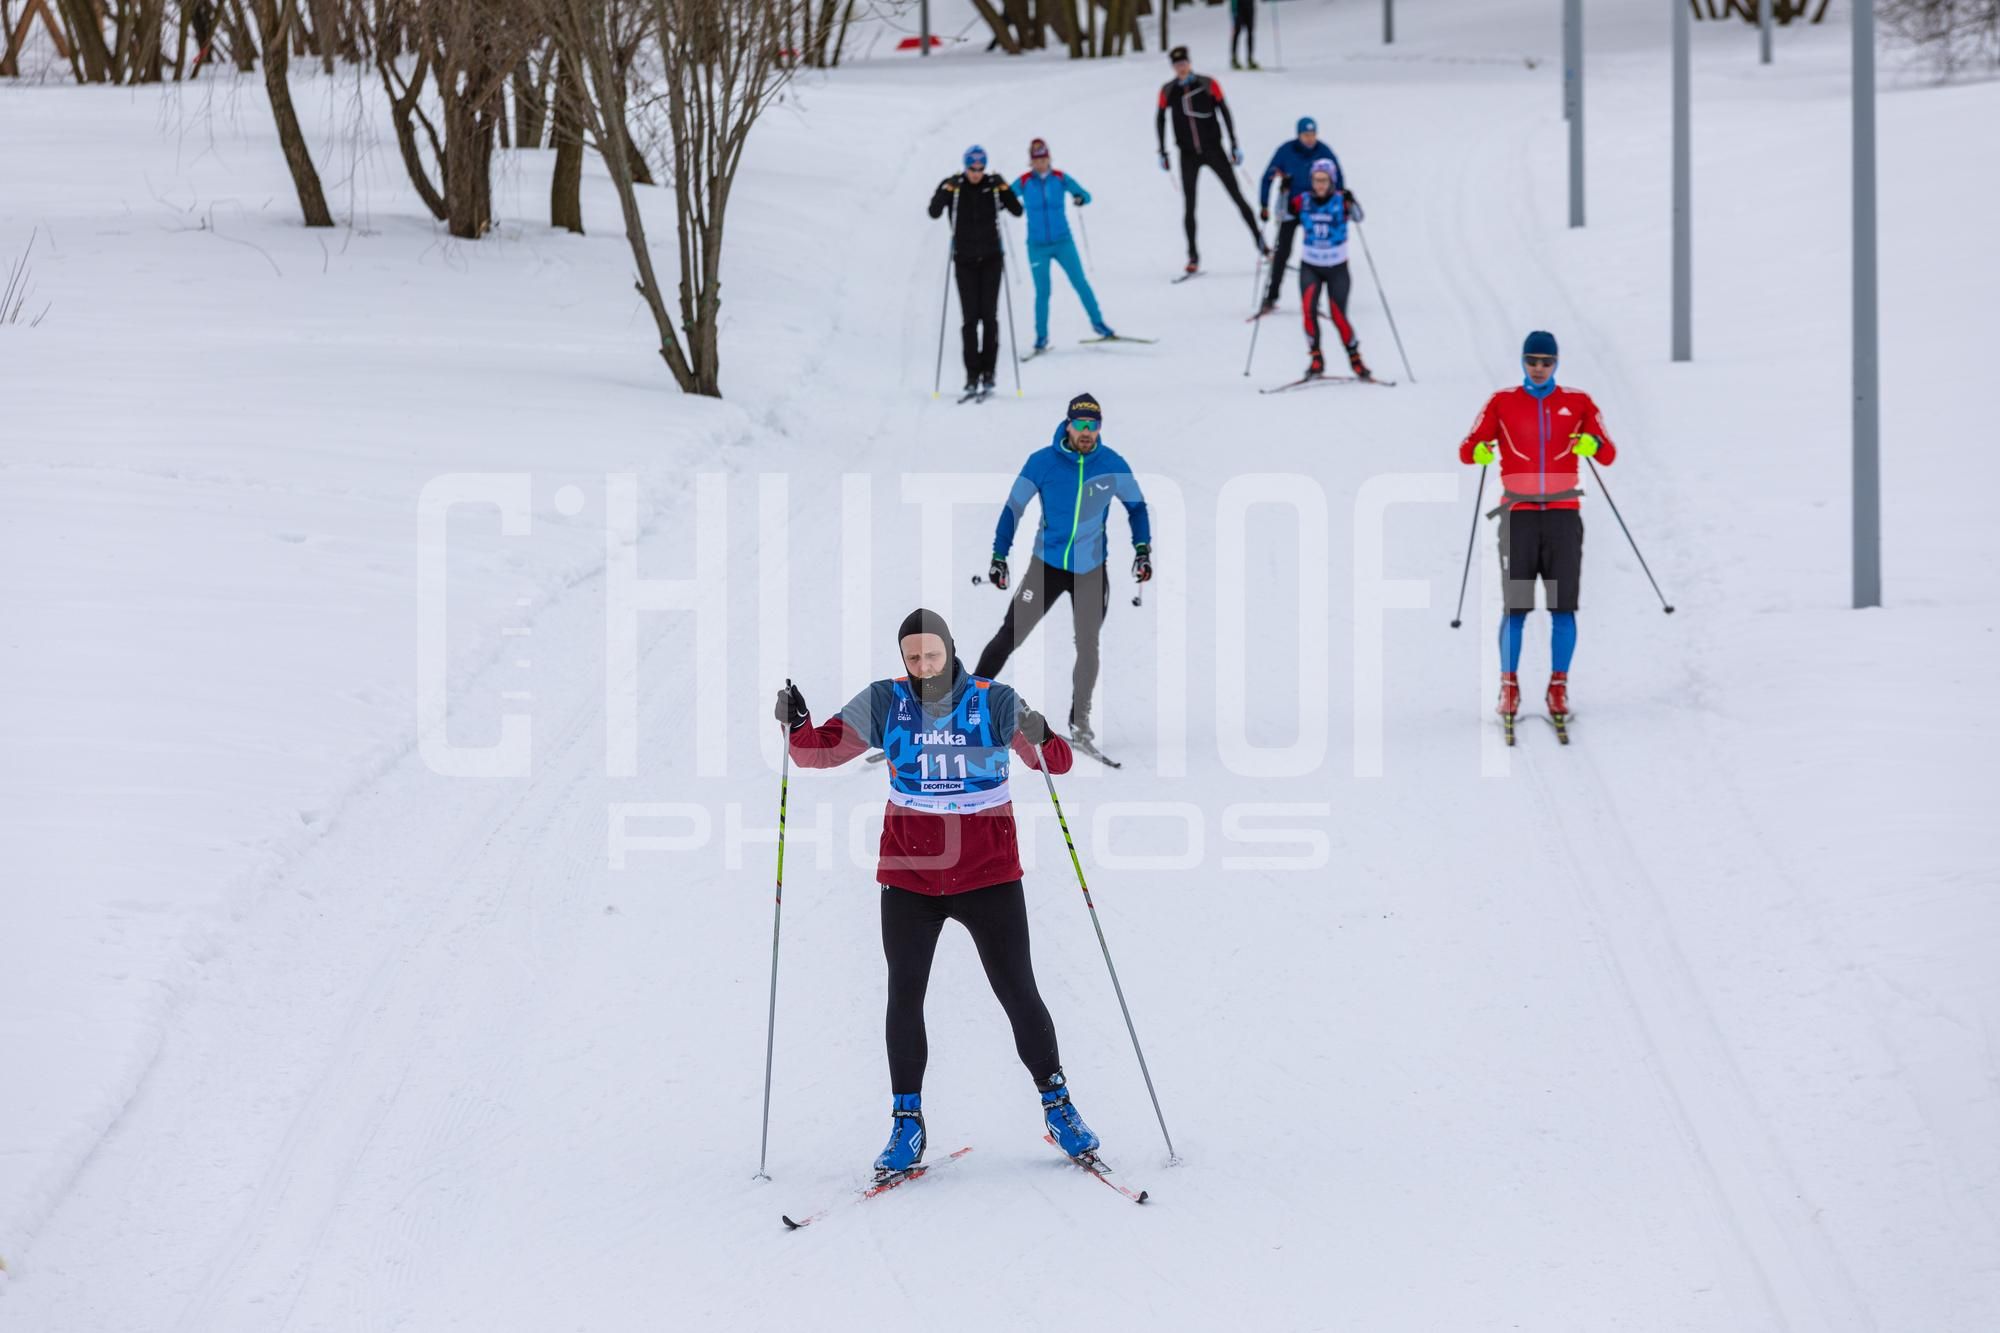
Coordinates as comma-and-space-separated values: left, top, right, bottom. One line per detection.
896, 608, 960, 706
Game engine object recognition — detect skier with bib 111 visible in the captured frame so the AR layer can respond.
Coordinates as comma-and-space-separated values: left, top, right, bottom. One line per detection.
1015, 137, 1115, 354
774, 609, 1102, 1176
1458, 330, 1618, 726
975, 393, 1151, 756
1291, 162, 1372, 381
1156, 45, 1265, 277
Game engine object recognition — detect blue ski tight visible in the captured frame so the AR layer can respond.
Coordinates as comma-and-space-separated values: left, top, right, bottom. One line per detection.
1500, 610, 1576, 674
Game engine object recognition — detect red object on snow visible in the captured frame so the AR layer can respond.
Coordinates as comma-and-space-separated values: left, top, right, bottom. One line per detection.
896, 36, 943, 51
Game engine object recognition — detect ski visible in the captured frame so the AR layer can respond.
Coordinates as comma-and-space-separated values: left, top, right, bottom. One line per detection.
1069, 736, 1122, 769
1171, 270, 1201, 284
1259, 374, 1398, 395
781, 1146, 974, 1230
1244, 306, 1281, 323
1501, 713, 1517, 747
865, 750, 888, 765
1078, 335, 1158, 345
1545, 712, 1571, 745
956, 388, 983, 404
1024, 347, 1053, 362
1044, 1134, 1149, 1204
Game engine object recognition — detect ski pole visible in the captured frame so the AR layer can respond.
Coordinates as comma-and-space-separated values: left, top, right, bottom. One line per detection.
932, 240, 953, 398
1035, 750, 1178, 1164
1243, 216, 1272, 376
1586, 457, 1676, 613
1449, 465, 1488, 628
754, 681, 794, 1180
1271, 0, 1282, 70
1001, 252, 1023, 397
1077, 205, 1095, 275
1353, 220, 1415, 383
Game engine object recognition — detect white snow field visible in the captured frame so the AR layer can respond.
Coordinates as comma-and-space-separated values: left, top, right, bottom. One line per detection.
3, 0, 1997, 1328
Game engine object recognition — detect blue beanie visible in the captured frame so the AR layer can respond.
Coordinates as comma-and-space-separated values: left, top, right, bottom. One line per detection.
1523, 330, 1559, 358
1297, 116, 1318, 134
963, 145, 988, 169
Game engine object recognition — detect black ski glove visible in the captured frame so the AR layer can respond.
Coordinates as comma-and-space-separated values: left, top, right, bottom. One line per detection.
1132, 543, 1153, 584
1018, 707, 1051, 745
773, 682, 810, 732
1343, 189, 1364, 223
988, 556, 1009, 590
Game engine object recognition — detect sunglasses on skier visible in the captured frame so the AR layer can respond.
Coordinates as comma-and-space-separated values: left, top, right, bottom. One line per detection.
965, 156, 987, 170
1523, 355, 1557, 367
1070, 418, 1100, 432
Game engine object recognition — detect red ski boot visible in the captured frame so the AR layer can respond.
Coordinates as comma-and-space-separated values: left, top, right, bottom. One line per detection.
1346, 340, 1374, 381
1497, 672, 1521, 745
1545, 671, 1570, 719
1307, 349, 1325, 378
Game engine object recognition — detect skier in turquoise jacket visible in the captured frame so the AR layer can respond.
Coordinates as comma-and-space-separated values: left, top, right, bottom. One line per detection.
975, 392, 1152, 744
1015, 138, 1115, 352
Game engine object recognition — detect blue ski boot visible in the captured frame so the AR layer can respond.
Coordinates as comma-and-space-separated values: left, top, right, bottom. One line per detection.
1038, 1071, 1100, 1158
873, 1093, 925, 1175
1091, 322, 1117, 340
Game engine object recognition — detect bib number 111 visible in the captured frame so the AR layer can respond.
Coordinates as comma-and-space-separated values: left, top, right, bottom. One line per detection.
918, 752, 970, 781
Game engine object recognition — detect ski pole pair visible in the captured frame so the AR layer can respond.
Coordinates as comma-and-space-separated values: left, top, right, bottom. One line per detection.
754, 695, 1178, 1177
1448, 458, 1676, 627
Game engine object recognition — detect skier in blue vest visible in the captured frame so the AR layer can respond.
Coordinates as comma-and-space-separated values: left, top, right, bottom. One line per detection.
1015, 137, 1115, 353
1256, 117, 1355, 313
975, 392, 1152, 747
1291, 162, 1373, 381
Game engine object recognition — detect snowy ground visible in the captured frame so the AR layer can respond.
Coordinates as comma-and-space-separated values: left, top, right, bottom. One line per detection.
3, 1, 1996, 1329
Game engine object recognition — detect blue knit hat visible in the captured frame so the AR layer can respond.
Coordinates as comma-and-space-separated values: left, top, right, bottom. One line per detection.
1522, 330, 1559, 358
963, 145, 988, 169
1298, 117, 1318, 134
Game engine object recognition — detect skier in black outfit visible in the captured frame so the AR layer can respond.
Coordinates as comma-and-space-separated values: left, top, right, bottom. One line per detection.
928, 145, 1023, 397
1156, 46, 1266, 276
1230, 0, 1258, 70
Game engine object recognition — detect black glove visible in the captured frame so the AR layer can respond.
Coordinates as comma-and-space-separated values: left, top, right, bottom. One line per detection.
1018, 707, 1051, 745
773, 682, 809, 732
1157, 151, 1170, 173
1343, 189, 1364, 223
987, 556, 1009, 590
1132, 543, 1153, 584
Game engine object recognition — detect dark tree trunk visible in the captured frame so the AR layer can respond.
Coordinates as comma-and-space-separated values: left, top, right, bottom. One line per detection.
253, 0, 333, 226
550, 46, 584, 232
56, 0, 114, 80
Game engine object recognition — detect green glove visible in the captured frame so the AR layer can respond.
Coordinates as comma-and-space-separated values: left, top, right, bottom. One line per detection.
1471, 442, 1497, 465
1572, 434, 1599, 458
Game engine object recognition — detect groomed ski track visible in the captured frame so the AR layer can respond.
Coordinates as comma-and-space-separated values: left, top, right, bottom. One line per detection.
3, 3, 1994, 1332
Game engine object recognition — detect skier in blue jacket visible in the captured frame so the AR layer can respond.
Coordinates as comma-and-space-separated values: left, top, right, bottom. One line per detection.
975, 392, 1152, 745
1016, 138, 1115, 353
1256, 117, 1360, 313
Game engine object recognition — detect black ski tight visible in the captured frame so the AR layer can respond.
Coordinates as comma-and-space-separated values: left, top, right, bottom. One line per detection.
881, 880, 1060, 1094
1178, 146, 1261, 263
973, 558, 1109, 729
954, 253, 1004, 381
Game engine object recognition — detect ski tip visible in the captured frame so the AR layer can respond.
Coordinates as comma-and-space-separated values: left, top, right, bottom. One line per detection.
1136, 1190, 1150, 1204
781, 1214, 806, 1230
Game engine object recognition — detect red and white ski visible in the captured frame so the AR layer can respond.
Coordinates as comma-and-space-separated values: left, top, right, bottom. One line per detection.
781, 1146, 973, 1230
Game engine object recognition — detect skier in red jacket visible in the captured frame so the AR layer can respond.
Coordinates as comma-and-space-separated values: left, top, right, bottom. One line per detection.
773, 608, 1102, 1177
1457, 330, 1618, 723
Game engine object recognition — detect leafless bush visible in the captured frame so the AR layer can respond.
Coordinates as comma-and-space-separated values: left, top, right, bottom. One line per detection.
1882, 0, 2000, 78
548, 0, 792, 396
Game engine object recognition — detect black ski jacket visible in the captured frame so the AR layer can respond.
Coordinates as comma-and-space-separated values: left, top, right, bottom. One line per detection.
928, 172, 1022, 261
1156, 73, 1240, 157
